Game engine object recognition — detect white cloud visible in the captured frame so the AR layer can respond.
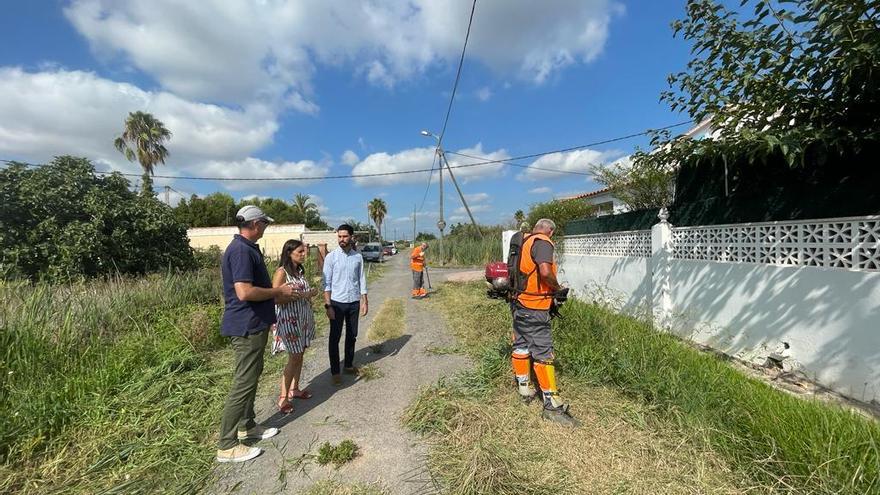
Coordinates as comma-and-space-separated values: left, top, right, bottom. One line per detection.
64, 0, 622, 108
198, 157, 329, 191
350, 143, 509, 186
454, 204, 491, 215
464, 192, 491, 203
0, 67, 277, 172
529, 186, 552, 194
341, 150, 360, 166
475, 86, 492, 102
517, 148, 622, 182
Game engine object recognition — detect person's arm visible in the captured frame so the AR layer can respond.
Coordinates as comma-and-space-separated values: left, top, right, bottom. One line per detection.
272, 268, 297, 304
230, 248, 295, 301
322, 251, 335, 319
359, 255, 369, 316
234, 281, 295, 302
537, 262, 561, 292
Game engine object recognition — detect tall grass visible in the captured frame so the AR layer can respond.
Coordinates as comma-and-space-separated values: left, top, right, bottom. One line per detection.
427, 236, 501, 267
0, 270, 227, 493
555, 302, 880, 493
412, 282, 880, 494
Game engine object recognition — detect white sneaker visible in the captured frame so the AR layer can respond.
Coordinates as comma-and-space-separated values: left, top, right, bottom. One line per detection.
216, 444, 262, 463
237, 425, 279, 441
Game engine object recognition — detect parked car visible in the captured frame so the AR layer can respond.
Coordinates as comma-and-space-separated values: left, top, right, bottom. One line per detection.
383, 241, 397, 255
360, 242, 384, 262
382, 246, 393, 257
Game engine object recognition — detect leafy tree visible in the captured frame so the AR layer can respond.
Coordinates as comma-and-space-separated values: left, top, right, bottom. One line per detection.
114, 111, 172, 197
175, 192, 236, 227
513, 209, 525, 225
644, 0, 880, 170
292, 193, 318, 220
367, 198, 387, 241
415, 232, 437, 241
0, 157, 194, 282
592, 158, 676, 209
526, 199, 596, 237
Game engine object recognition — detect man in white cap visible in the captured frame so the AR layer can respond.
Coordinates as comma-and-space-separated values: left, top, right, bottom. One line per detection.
216, 205, 297, 463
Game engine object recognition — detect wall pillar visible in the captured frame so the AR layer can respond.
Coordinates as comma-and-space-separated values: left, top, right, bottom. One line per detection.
651, 207, 673, 329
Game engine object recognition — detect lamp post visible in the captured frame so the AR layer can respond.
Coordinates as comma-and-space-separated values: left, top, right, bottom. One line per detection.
421, 130, 445, 264
420, 130, 482, 245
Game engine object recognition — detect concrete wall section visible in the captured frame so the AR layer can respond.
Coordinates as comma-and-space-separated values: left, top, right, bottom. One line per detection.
668, 259, 880, 401
187, 224, 307, 259
558, 254, 652, 313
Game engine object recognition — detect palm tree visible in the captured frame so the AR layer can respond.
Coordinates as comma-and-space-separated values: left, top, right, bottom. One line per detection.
114, 111, 172, 197
514, 209, 525, 225
291, 193, 319, 223
368, 198, 387, 241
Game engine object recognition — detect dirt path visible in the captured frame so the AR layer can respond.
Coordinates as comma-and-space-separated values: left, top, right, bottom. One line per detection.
208, 254, 472, 494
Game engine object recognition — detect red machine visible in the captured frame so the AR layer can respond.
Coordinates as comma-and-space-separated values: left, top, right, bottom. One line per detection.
484, 261, 510, 299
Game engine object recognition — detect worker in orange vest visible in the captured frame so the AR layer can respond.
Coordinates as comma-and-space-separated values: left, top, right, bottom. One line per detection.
410, 242, 428, 298
511, 218, 580, 427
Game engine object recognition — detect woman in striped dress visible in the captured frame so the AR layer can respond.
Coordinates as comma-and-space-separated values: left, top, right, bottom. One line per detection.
272, 239, 318, 413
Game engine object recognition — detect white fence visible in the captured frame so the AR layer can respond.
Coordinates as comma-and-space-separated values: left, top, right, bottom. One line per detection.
558, 212, 880, 403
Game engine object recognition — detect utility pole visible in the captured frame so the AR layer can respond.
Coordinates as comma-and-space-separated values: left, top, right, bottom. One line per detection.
437, 148, 445, 265
439, 149, 482, 238
164, 185, 170, 205
412, 204, 417, 244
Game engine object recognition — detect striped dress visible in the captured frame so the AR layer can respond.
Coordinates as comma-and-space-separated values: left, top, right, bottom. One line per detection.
272, 267, 316, 355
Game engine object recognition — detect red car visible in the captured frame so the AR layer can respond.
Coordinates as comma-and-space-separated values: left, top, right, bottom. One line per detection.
382, 246, 393, 257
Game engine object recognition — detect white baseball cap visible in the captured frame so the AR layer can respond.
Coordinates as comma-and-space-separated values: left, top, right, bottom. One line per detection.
236, 205, 274, 223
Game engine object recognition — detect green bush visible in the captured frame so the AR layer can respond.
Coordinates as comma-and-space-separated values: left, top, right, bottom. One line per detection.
526, 199, 596, 237
0, 156, 195, 282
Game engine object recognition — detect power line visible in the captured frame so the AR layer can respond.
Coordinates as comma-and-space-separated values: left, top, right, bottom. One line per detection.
418, 151, 438, 211
0, 120, 694, 182
436, 0, 477, 151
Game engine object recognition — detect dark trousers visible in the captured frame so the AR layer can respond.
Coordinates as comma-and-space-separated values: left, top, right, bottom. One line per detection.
329, 301, 360, 375
218, 329, 268, 450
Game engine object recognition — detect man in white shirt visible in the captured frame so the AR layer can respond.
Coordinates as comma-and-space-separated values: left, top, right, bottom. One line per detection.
322, 224, 369, 384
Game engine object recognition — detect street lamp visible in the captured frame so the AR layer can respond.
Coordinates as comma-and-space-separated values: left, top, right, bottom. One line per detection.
421, 130, 445, 265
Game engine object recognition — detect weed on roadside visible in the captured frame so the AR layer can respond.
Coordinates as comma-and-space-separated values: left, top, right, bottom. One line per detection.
317, 439, 360, 468
303, 479, 389, 495
366, 298, 405, 342
357, 363, 384, 381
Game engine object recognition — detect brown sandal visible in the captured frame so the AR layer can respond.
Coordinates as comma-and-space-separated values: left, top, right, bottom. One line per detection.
277, 396, 294, 413
289, 388, 313, 400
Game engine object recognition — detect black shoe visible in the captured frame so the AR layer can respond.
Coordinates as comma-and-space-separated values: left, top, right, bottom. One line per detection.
541, 404, 581, 427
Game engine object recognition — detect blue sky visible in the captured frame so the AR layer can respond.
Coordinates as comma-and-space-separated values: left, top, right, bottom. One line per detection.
0, 1, 695, 236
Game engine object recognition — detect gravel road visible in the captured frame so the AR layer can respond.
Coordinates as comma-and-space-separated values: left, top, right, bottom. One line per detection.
208, 253, 474, 494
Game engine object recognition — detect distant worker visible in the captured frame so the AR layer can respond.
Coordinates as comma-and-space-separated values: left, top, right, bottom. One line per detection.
510, 218, 580, 427
410, 242, 428, 298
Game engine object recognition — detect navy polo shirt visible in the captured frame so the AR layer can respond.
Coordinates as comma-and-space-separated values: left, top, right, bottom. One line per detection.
220, 234, 276, 337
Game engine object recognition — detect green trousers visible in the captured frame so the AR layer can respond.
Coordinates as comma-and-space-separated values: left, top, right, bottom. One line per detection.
218, 329, 268, 450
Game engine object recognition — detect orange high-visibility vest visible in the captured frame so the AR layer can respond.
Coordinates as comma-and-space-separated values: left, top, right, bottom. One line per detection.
516, 233, 556, 310
410, 246, 425, 272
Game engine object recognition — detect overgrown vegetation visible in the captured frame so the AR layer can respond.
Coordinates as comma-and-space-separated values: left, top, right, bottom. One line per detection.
174, 191, 331, 229
526, 199, 596, 237
0, 156, 195, 282
366, 298, 405, 343
600, 0, 880, 211
316, 439, 360, 468
427, 235, 500, 267
0, 270, 230, 493
406, 282, 880, 494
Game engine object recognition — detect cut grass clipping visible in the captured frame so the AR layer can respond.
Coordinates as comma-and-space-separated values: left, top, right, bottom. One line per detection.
366, 297, 405, 342
317, 439, 359, 468
357, 363, 384, 381
303, 480, 389, 495
407, 281, 880, 494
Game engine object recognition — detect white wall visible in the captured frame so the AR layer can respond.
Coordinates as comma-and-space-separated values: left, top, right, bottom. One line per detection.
558, 215, 880, 403
668, 259, 880, 401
